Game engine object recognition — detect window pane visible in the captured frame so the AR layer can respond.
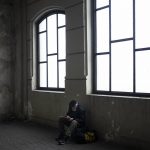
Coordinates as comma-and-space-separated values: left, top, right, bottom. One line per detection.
39, 63, 47, 87
96, 8, 109, 53
96, 0, 109, 8
111, 41, 133, 92
47, 14, 57, 54
48, 55, 57, 88
135, 0, 150, 48
39, 19, 46, 32
58, 14, 65, 27
58, 27, 66, 60
59, 61, 66, 88
136, 50, 150, 93
111, 0, 133, 40
39, 33, 46, 62
97, 55, 109, 91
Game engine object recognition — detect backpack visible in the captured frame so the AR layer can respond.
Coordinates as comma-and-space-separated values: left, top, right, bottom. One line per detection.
73, 128, 97, 144
84, 131, 96, 143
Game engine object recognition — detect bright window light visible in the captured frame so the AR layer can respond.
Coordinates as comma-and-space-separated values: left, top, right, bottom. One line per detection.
37, 11, 66, 90
96, 0, 109, 8
39, 19, 46, 32
96, 8, 109, 53
136, 50, 150, 93
111, 41, 133, 92
59, 61, 66, 88
39, 33, 46, 62
95, 0, 150, 95
111, 0, 133, 40
58, 27, 66, 60
40, 63, 47, 87
97, 55, 109, 91
58, 14, 65, 27
48, 56, 57, 88
135, 0, 150, 48
47, 14, 57, 54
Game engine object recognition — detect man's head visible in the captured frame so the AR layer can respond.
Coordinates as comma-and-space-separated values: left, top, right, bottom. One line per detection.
69, 100, 78, 111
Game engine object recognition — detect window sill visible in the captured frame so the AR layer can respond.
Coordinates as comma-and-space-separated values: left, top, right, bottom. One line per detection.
32, 89, 65, 94
86, 93, 150, 100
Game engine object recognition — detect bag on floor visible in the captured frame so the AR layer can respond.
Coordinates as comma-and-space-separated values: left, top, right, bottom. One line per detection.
73, 128, 97, 144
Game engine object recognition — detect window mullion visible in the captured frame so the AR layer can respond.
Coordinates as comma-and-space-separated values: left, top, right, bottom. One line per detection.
96, 5, 109, 11
46, 17, 48, 88
93, 0, 97, 92
133, 0, 135, 93
109, 0, 111, 92
57, 13, 59, 88
37, 31, 40, 88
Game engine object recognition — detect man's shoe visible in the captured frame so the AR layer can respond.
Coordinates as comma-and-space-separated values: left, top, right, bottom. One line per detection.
58, 140, 65, 145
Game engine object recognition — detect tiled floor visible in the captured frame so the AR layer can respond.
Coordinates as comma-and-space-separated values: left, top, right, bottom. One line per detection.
0, 121, 139, 150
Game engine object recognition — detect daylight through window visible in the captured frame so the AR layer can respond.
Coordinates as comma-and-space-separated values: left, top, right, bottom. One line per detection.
94, 0, 150, 95
37, 11, 66, 90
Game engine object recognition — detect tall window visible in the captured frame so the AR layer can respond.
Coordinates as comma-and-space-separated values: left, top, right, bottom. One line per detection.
94, 0, 150, 96
37, 10, 66, 90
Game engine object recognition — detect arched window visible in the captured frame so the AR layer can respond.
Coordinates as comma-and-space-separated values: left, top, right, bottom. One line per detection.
36, 10, 66, 91
94, 0, 150, 96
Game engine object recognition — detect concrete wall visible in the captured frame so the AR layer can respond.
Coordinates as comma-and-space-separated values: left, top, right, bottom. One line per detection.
16, 0, 150, 149
13, 0, 27, 119
0, 0, 15, 120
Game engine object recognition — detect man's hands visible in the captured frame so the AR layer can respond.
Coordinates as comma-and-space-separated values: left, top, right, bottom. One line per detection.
65, 115, 74, 121
65, 116, 79, 125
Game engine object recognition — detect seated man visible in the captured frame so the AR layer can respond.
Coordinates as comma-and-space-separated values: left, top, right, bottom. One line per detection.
56, 100, 85, 145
